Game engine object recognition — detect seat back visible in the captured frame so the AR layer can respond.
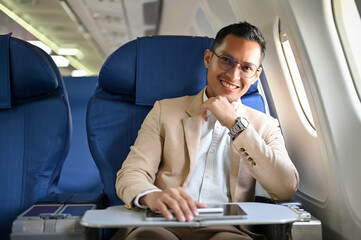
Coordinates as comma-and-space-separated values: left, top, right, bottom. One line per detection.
57, 76, 102, 194
86, 36, 265, 203
0, 34, 71, 238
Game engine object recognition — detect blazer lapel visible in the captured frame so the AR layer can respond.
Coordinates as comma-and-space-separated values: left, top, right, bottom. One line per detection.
181, 89, 204, 186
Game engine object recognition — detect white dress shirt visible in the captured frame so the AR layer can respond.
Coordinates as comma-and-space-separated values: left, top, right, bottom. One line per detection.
134, 89, 240, 207
184, 91, 240, 204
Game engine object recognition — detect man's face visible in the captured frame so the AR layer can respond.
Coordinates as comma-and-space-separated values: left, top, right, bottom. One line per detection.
204, 34, 262, 103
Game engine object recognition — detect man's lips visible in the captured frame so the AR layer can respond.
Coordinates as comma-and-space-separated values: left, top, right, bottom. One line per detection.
220, 80, 240, 89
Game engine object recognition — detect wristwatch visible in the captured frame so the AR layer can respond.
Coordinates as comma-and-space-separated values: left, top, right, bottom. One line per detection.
228, 117, 250, 140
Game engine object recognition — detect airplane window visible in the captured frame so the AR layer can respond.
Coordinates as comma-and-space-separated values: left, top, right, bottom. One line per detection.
280, 33, 315, 128
277, 22, 330, 203
333, 0, 361, 102
278, 23, 329, 203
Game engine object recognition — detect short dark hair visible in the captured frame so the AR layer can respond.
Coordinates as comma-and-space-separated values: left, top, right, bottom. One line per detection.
212, 21, 266, 62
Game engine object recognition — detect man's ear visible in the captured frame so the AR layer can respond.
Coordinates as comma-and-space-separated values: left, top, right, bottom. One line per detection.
252, 67, 262, 84
204, 49, 212, 69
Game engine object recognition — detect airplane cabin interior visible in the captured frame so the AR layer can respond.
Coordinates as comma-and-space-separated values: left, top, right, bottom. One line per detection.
0, 0, 361, 239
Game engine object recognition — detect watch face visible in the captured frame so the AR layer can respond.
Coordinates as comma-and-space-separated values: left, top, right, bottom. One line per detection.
229, 117, 249, 139
240, 117, 249, 128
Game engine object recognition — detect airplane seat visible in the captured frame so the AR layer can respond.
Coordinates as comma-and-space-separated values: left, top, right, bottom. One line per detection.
86, 35, 265, 207
56, 76, 103, 194
0, 34, 71, 239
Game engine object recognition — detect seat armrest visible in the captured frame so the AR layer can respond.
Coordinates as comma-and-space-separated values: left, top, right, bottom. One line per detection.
37, 192, 106, 209
11, 193, 104, 240
255, 195, 303, 208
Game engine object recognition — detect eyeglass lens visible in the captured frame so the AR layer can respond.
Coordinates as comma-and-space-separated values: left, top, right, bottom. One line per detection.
216, 53, 258, 78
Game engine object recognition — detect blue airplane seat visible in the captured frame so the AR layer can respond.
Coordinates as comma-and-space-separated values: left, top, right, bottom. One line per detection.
0, 34, 71, 239
86, 36, 265, 205
57, 76, 102, 194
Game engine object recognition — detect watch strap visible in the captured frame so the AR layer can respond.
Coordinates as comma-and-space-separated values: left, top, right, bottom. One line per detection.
228, 117, 249, 140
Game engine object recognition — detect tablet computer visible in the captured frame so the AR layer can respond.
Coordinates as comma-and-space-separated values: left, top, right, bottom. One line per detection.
144, 204, 247, 221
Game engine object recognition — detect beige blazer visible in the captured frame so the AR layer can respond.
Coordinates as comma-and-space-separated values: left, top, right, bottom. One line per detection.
116, 88, 299, 207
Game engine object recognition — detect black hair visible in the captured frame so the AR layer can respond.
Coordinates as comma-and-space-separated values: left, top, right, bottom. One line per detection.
212, 21, 266, 62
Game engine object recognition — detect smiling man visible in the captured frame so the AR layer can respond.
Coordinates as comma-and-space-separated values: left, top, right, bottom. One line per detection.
114, 21, 299, 240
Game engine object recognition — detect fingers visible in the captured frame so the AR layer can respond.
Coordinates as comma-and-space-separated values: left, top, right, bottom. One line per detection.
143, 187, 203, 222
163, 188, 197, 221
157, 198, 175, 220
201, 96, 237, 128
200, 105, 209, 122
195, 201, 208, 209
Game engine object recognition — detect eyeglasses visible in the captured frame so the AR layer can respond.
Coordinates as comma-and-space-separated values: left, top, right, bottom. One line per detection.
212, 51, 259, 78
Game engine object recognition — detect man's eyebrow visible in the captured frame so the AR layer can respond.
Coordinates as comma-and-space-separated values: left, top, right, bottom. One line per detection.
218, 51, 233, 57
219, 51, 257, 66
218, 52, 238, 61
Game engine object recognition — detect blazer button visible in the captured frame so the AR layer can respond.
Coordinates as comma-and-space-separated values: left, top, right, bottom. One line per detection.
244, 152, 249, 157
248, 157, 253, 161
251, 161, 256, 166
240, 147, 246, 152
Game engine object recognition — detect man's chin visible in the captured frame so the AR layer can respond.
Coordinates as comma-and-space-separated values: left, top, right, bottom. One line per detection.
214, 89, 245, 102
228, 97, 239, 103
220, 95, 240, 103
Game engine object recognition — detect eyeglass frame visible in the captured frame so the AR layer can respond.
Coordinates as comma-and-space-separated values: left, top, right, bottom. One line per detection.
211, 50, 260, 78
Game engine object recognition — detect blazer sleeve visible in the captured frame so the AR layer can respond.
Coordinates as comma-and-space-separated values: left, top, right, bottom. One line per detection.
115, 101, 163, 207
232, 117, 299, 201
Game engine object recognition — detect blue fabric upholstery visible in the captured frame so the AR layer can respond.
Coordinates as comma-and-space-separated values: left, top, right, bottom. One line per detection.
87, 36, 265, 204
0, 34, 11, 109
0, 34, 71, 239
242, 72, 266, 113
57, 76, 102, 194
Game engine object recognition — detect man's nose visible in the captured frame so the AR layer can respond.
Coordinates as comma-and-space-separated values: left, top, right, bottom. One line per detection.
226, 65, 242, 81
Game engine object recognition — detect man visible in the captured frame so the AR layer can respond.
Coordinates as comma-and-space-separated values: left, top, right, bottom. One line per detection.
114, 21, 299, 239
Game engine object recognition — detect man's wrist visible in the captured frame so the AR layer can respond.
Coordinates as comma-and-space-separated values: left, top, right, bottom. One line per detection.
227, 117, 238, 130
228, 117, 250, 140
134, 189, 162, 208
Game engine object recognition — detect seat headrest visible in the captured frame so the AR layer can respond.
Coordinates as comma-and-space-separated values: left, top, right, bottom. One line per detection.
99, 36, 214, 106
246, 79, 258, 95
97, 35, 260, 106
0, 34, 60, 108
98, 37, 137, 99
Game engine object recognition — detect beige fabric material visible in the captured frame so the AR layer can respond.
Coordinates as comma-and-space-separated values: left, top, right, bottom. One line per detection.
116, 88, 299, 207
111, 225, 268, 240
123, 226, 253, 240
